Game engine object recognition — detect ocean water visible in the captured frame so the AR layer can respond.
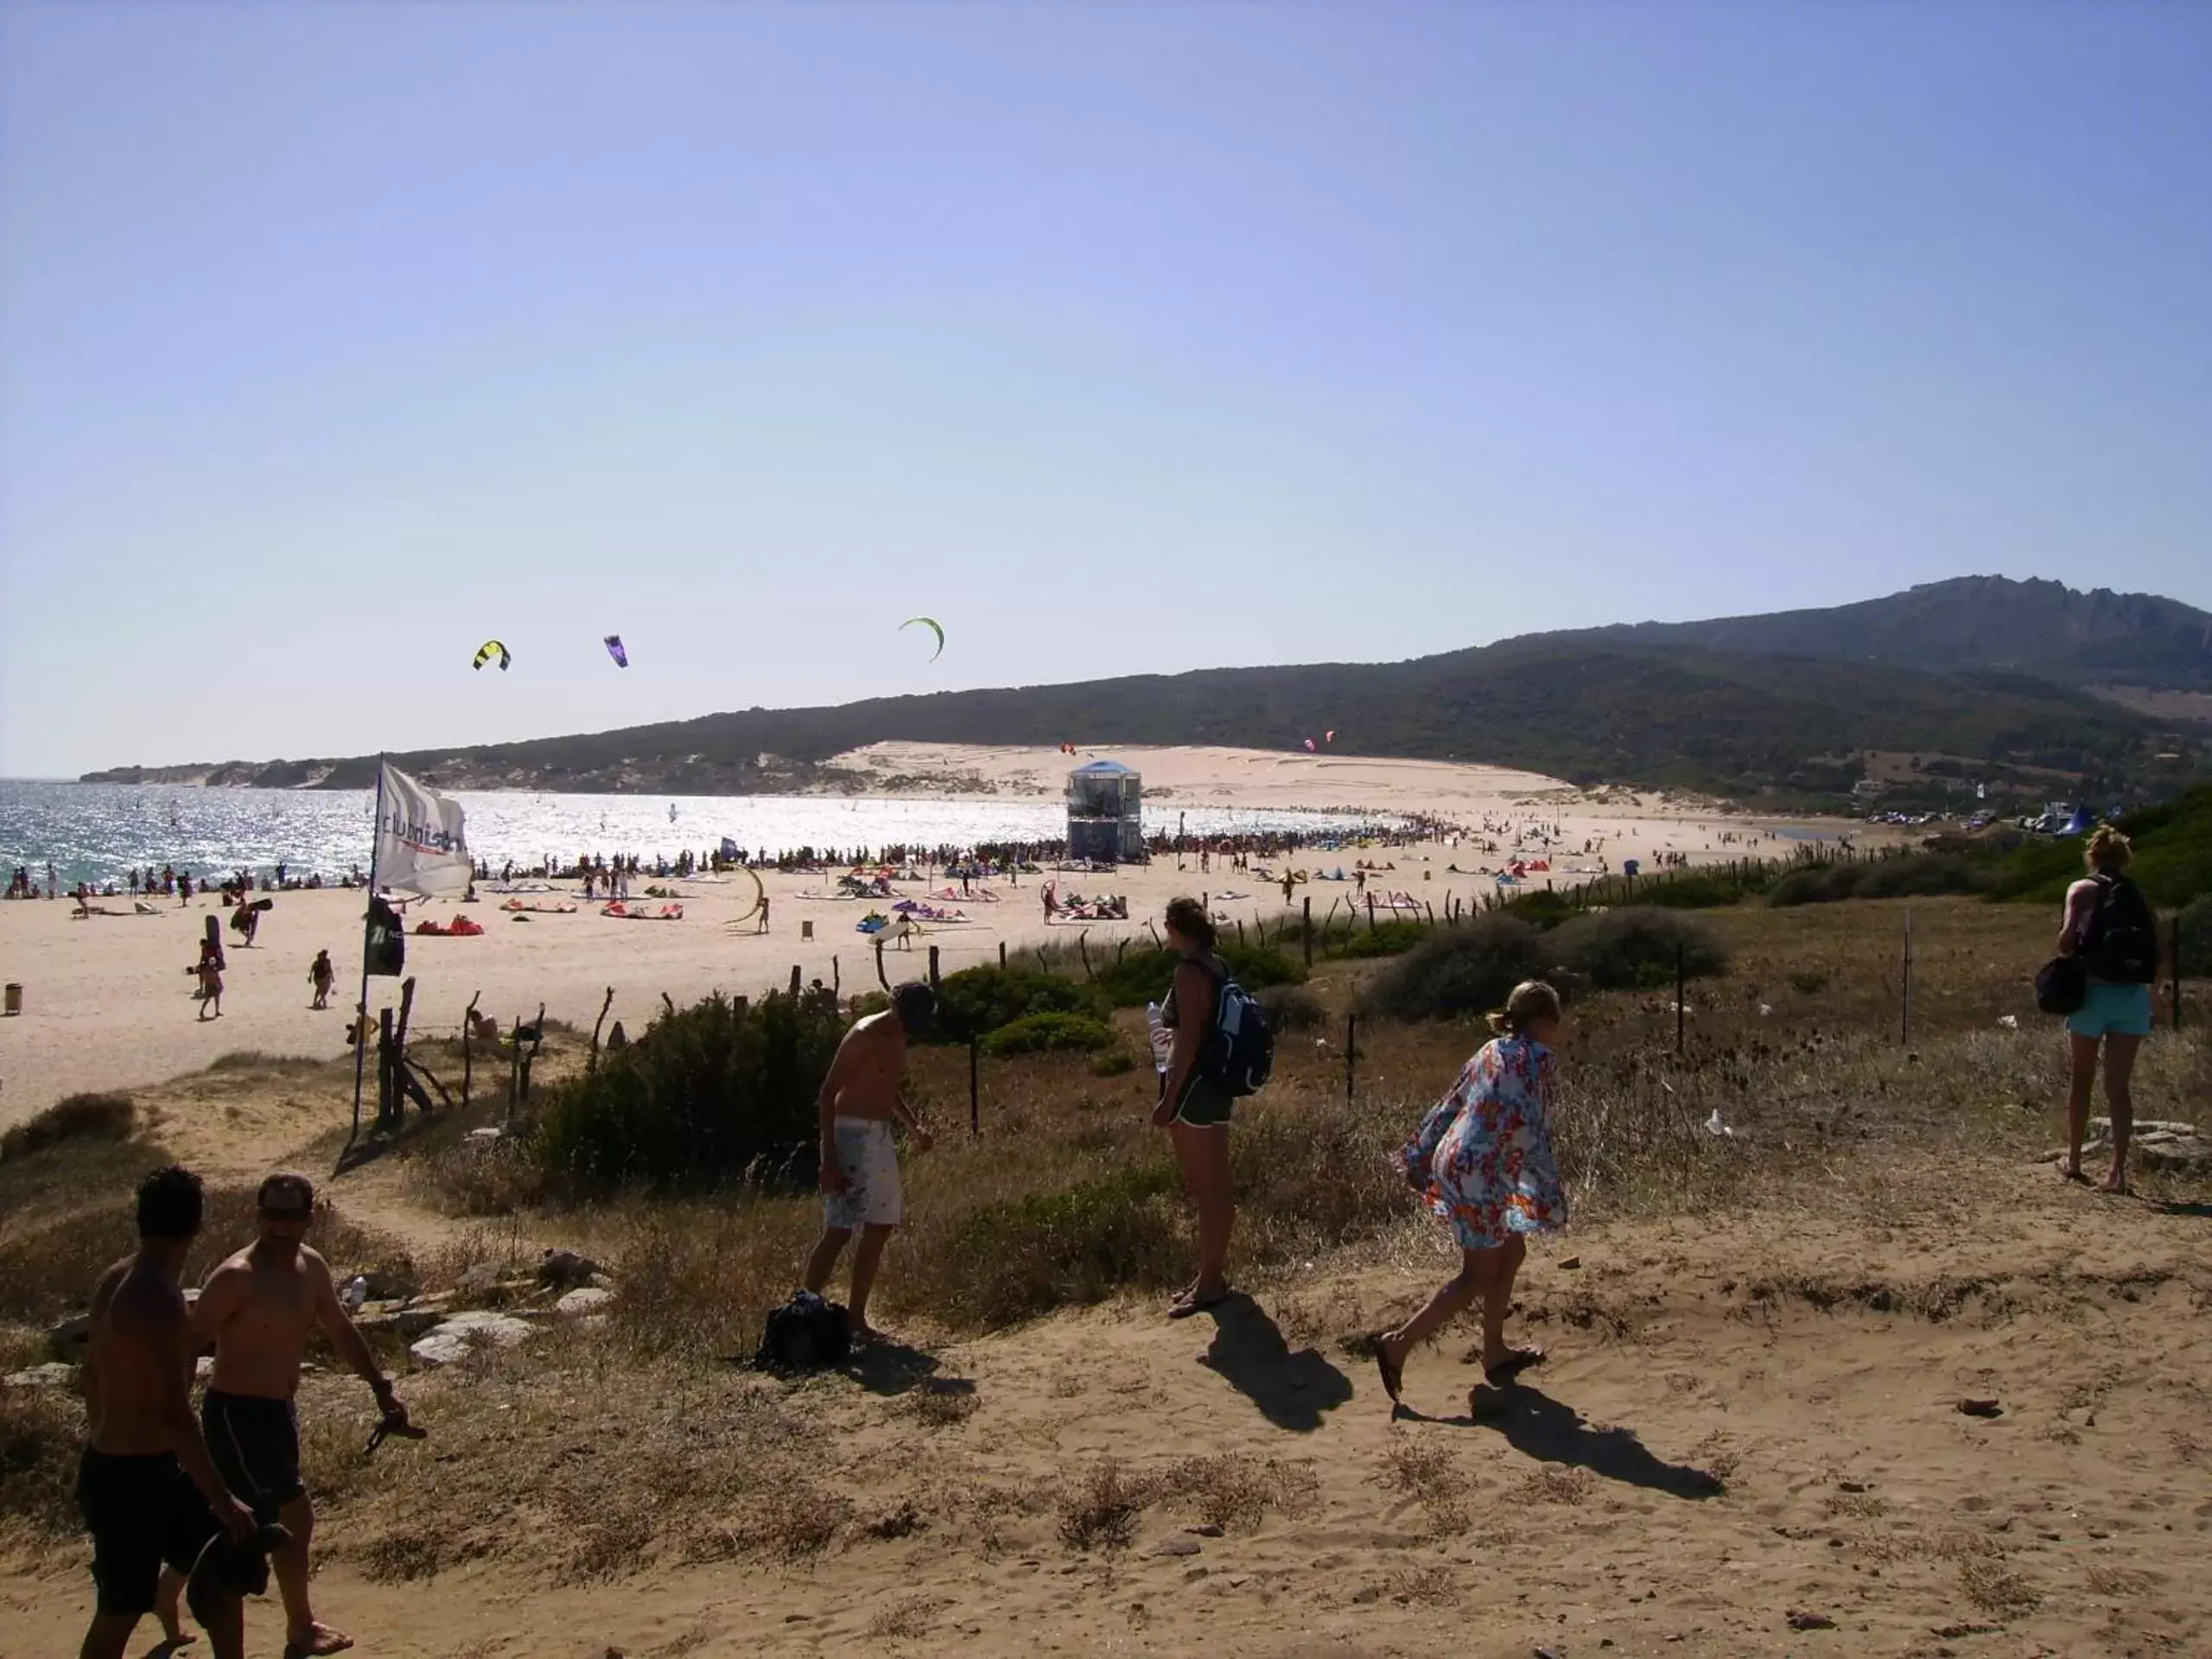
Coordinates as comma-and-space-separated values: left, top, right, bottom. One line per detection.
0, 781, 1397, 887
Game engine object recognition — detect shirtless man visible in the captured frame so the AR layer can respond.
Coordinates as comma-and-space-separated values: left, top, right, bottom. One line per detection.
801, 983, 938, 1341
194, 1173, 410, 1658
77, 1165, 257, 1659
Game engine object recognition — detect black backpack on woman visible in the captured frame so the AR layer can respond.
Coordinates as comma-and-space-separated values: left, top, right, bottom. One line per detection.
2077, 874, 2158, 985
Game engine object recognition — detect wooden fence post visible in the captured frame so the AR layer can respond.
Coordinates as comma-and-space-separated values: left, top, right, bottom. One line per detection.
460, 991, 478, 1109
588, 985, 614, 1074
928, 945, 940, 990
791, 963, 803, 996
1302, 895, 1313, 967
376, 1008, 396, 1128
1000, 940, 1007, 969
1902, 908, 1915, 1046
2172, 916, 2184, 1032
969, 1037, 981, 1138
1675, 944, 1686, 1058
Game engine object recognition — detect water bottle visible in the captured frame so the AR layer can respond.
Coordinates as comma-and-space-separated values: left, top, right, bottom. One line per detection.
1146, 1002, 1173, 1075
343, 1275, 368, 1313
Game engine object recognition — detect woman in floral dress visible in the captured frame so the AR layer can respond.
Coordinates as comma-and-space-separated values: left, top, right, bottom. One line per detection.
1375, 980, 1567, 1410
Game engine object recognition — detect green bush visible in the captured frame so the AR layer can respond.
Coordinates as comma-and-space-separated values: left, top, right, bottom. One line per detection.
1362, 915, 1547, 1023
931, 967, 1101, 1043
0, 1093, 135, 1161
980, 1012, 1116, 1058
532, 990, 848, 1193
1087, 944, 1306, 1009
1547, 908, 1730, 991
2179, 893, 2212, 977
1770, 855, 1991, 907
931, 1164, 1185, 1325
1624, 870, 1756, 910
1255, 984, 1326, 1033
1497, 890, 1577, 930
1090, 1052, 1138, 1077
1324, 919, 1432, 960
1767, 864, 1858, 907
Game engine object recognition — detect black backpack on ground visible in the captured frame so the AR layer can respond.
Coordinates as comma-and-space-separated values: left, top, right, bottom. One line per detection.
2077, 874, 2158, 984
753, 1289, 850, 1374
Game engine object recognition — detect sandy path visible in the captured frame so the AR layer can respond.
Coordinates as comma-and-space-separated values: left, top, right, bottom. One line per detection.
5, 1158, 2202, 1657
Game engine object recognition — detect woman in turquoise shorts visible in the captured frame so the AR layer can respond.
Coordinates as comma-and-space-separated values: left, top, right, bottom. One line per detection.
1153, 897, 1237, 1318
2056, 826, 2164, 1192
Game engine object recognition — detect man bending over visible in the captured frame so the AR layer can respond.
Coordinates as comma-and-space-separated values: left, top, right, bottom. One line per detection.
802, 983, 937, 1342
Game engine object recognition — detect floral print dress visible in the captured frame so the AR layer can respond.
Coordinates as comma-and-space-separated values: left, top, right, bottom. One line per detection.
1395, 1035, 1567, 1249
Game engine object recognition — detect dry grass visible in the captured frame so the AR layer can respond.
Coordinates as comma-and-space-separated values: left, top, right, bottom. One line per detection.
2086, 1564, 2156, 1599
0, 1144, 405, 1325
1058, 1459, 1151, 1552
1372, 1431, 1473, 1531
1959, 1555, 2044, 1618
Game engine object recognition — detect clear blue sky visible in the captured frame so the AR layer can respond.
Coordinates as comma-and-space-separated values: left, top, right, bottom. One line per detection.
3, 2, 2208, 778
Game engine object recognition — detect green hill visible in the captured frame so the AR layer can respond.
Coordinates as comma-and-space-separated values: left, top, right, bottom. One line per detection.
1550, 575, 2212, 693
84, 636, 2202, 808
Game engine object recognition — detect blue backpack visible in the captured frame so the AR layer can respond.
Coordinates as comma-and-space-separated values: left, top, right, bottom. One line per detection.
1204, 967, 1274, 1097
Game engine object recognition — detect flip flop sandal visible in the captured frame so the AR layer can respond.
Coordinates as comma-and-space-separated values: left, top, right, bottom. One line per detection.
1374, 1341, 1405, 1403
1166, 1289, 1235, 1320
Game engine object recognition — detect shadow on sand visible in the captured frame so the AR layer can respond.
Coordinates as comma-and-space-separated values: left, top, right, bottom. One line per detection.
1196, 1294, 1352, 1432
844, 1337, 968, 1400
1398, 1381, 1725, 1500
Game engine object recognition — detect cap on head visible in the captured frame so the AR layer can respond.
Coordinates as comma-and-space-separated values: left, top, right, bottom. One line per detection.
257, 1171, 315, 1217
892, 982, 936, 1037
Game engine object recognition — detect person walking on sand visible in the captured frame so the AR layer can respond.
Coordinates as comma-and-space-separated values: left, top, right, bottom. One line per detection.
1153, 897, 1239, 1319
194, 1173, 411, 1659
2056, 825, 2164, 1194
802, 983, 938, 1343
1375, 980, 1568, 1414
308, 950, 335, 1011
75, 1166, 260, 1659
756, 893, 770, 935
197, 954, 225, 1020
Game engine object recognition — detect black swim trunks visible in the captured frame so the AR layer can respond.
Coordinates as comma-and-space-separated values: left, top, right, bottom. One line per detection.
77, 1447, 222, 1618
203, 1389, 304, 1518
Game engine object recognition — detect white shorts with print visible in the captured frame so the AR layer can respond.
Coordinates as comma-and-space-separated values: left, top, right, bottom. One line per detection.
825, 1116, 904, 1230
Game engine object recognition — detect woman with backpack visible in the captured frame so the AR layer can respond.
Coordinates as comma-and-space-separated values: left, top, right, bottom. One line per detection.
1154, 897, 1240, 1318
2056, 826, 2163, 1192
1374, 979, 1567, 1413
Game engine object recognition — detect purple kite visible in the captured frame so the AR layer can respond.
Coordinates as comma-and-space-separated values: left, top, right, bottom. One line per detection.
603, 635, 628, 668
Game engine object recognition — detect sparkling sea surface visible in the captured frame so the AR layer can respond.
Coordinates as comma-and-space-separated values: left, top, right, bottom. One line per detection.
0, 781, 1396, 887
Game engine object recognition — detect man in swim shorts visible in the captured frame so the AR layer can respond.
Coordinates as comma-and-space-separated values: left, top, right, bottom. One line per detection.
78, 1166, 257, 1659
801, 982, 938, 1342
194, 1172, 410, 1658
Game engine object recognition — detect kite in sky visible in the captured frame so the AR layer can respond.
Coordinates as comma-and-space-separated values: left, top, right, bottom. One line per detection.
1325, 729, 1337, 743
473, 639, 511, 672
900, 616, 945, 662
604, 635, 629, 668
1303, 737, 1317, 753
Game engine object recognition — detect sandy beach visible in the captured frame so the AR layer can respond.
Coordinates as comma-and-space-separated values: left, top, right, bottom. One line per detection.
0, 745, 1879, 1125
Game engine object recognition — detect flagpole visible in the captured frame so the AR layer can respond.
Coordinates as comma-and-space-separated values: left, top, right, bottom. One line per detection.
343, 755, 387, 1163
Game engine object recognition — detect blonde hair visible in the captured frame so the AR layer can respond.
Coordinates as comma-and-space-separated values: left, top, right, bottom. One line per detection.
2084, 825, 2133, 874
1487, 979, 1562, 1038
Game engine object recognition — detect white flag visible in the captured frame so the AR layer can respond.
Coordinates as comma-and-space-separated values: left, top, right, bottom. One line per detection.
375, 763, 472, 899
